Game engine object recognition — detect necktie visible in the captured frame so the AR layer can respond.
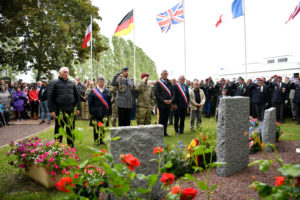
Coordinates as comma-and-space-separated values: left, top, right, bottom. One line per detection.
260, 86, 263, 92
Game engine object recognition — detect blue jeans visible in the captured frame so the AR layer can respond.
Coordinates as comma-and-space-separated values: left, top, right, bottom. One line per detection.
203, 101, 211, 114
40, 101, 51, 121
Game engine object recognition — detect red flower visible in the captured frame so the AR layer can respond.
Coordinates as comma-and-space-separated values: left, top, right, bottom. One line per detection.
276, 122, 280, 126
171, 185, 181, 194
202, 136, 207, 141
97, 122, 103, 127
74, 173, 79, 179
153, 147, 163, 154
120, 154, 140, 171
180, 188, 198, 200
281, 131, 283, 134
84, 181, 88, 188
296, 177, 300, 187
55, 177, 75, 193
275, 176, 285, 186
160, 172, 175, 185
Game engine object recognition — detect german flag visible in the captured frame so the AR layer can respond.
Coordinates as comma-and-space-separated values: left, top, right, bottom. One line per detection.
114, 10, 134, 36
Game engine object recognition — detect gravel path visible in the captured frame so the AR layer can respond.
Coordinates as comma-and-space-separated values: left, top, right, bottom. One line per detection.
178, 140, 300, 200
0, 120, 53, 147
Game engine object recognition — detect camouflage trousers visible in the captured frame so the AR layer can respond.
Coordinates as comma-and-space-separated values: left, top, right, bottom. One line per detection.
111, 104, 118, 127
81, 102, 89, 120
136, 107, 152, 125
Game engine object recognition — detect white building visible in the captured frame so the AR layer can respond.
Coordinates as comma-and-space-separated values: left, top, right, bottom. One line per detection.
218, 55, 300, 81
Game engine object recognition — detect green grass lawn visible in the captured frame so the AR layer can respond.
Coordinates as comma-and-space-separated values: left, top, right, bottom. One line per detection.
0, 115, 298, 200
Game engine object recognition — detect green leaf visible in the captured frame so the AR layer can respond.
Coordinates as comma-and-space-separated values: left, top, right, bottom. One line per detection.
258, 185, 272, 198
149, 159, 157, 162
164, 161, 173, 169
58, 127, 67, 136
259, 160, 273, 172
136, 174, 146, 180
148, 174, 158, 187
192, 166, 204, 173
105, 154, 114, 162
136, 187, 149, 194
279, 165, 300, 177
73, 129, 83, 141
111, 137, 120, 141
209, 162, 227, 168
129, 172, 136, 180
79, 160, 89, 169
248, 160, 262, 167
184, 173, 195, 181
193, 145, 204, 156
197, 180, 209, 191
211, 184, 218, 191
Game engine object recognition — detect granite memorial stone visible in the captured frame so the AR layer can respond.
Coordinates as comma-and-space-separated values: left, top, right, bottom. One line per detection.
110, 125, 164, 199
216, 97, 250, 177
262, 107, 276, 152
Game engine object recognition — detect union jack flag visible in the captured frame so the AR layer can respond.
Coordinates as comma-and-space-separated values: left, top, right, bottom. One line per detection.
156, 1, 184, 33
286, 1, 300, 24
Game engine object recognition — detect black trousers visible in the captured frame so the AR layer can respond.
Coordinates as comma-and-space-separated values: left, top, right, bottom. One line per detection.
159, 107, 170, 135
93, 117, 104, 144
273, 103, 284, 122
0, 111, 10, 125
296, 103, 300, 123
174, 107, 187, 133
252, 102, 257, 118
54, 111, 75, 147
30, 101, 39, 118
255, 103, 265, 121
118, 107, 132, 126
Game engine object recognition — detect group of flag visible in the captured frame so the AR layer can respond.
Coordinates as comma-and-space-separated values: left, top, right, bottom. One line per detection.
82, 0, 300, 48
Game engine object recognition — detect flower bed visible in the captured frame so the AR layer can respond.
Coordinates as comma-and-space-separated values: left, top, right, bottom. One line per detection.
7, 137, 79, 188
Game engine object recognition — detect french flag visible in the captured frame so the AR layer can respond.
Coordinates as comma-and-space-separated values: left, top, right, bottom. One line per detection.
82, 20, 92, 48
216, 0, 244, 27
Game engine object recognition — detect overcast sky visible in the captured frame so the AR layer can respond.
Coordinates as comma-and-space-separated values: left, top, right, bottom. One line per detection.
91, 0, 300, 80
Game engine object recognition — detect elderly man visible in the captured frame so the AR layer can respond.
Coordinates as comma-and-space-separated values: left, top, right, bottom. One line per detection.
173, 75, 190, 134
48, 67, 81, 147
135, 73, 155, 125
189, 80, 205, 132
111, 67, 134, 126
154, 70, 174, 136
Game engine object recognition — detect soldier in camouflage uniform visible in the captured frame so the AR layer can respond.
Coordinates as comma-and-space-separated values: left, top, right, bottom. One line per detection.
109, 84, 118, 127
135, 73, 155, 125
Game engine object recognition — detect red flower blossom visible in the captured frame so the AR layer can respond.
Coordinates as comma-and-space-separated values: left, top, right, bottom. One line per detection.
296, 177, 300, 187
281, 131, 283, 134
92, 149, 107, 157
160, 172, 175, 185
202, 136, 207, 141
84, 181, 88, 188
153, 147, 163, 154
275, 176, 285, 186
171, 185, 181, 194
55, 177, 75, 193
74, 173, 79, 179
97, 122, 104, 127
180, 188, 198, 200
276, 122, 280, 126
120, 154, 140, 171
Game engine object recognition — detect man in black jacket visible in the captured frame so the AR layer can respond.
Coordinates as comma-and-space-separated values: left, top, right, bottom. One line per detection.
154, 70, 175, 136
38, 79, 51, 124
202, 78, 214, 118
47, 67, 81, 147
233, 77, 248, 97
249, 78, 268, 121
173, 75, 190, 134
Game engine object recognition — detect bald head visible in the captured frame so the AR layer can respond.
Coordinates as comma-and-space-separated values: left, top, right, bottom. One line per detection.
178, 75, 185, 84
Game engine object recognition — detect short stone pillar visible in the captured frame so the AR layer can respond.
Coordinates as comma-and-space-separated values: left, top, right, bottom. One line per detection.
262, 107, 276, 152
110, 125, 164, 199
216, 97, 250, 177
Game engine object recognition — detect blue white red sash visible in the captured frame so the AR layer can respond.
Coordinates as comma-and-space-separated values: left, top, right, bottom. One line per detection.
176, 82, 188, 105
92, 88, 109, 111
158, 80, 171, 96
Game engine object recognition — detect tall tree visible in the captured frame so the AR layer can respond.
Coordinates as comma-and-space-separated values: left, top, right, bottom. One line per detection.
0, 0, 106, 81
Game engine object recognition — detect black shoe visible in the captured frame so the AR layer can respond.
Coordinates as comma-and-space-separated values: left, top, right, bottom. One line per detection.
293, 118, 297, 121
180, 131, 184, 134
297, 122, 300, 125
164, 133, 170, 137
39, 121, 45, 124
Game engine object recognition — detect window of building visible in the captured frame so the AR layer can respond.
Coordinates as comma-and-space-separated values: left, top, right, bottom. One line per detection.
267, 59, 275, 64
278, 58, 288, 63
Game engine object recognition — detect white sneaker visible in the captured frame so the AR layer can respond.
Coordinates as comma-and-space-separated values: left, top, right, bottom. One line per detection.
21, 119, 24, 121
17, 119, 20, 121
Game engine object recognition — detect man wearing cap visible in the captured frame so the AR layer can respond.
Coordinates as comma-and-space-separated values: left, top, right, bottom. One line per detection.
48, 67, 81, 147
38, 79, 51, 124
135, 73, 155, 125
111, 67, 134, 126
249, 78, 269, 121
154, 70, 175, 136
88, 76, 111, 144
268, 75, 288, 123
233, 77, 248, 96
173, 75, 190, 134
215, 78, 230, 97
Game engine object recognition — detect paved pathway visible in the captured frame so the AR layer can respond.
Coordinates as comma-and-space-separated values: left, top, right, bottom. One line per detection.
0, 120, 53, 148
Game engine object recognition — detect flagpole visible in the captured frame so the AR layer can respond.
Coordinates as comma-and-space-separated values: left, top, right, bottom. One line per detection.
133, 9, 136, 84
183, 0, 187, 78
90, 15, 93, 79
243, 0, 248, 80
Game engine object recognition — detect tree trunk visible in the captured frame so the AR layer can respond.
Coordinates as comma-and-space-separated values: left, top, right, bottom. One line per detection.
36, 69, 41, 82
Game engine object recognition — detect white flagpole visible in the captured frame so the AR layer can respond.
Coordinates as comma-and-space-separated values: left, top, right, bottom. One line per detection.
90, 15, 93, 79
133, 9, 136, 84
243, 0, 248, 80
183, 0, 187, 78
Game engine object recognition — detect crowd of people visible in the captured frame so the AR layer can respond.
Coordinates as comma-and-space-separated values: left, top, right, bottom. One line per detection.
1, 67, 299, 146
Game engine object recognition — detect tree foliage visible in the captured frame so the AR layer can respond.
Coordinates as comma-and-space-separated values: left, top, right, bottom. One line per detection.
0, 0, 106, 81
75, 35, 158, 82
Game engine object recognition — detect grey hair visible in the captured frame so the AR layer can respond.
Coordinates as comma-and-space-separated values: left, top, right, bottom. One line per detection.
59, 67, 69, 73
